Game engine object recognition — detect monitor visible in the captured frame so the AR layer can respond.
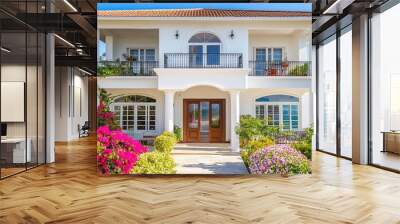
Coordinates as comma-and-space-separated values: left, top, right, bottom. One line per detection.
1, 123, 7, 137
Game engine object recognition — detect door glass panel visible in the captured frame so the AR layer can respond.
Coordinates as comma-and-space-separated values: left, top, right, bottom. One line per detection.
188, 103, 199, 128
255, 48, 266, 76
273, 48, 283, 62
149, 105, 156, 130
206, 45, 220, 65
211, 103, 221, 128
267, 105, 274, 126
189, 45, 203, 67
130, 49, 139, 60
145, 49, 155, 61
139, 49, 145, 61
256, 105, 265, 119
291, 105, 299, 130
200, 102, 209, 133
282, 105, 290, 130
137, 105, 146, 130
273, 105, 280, 126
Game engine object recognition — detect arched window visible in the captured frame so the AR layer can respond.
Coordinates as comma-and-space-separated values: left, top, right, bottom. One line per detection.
256, 95, 299, 103
114, 95, 156, 103
112, 95, 157, 135
189, 32, 221, 43
255, 95, 299, 130
188, 33, 221, 67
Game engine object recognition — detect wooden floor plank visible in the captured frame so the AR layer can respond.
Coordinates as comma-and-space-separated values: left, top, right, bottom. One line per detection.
0, 136, 399, 223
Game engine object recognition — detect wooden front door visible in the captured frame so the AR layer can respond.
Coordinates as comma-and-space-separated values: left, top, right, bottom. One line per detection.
183, 99, 225, 143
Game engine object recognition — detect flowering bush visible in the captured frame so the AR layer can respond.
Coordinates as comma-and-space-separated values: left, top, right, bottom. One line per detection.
249, 144, 310, 176
241, 136, 274, 168
97, 125, 148, 175
97, 89, 119, 129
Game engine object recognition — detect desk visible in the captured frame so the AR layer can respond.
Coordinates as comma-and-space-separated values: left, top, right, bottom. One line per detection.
1, 138, 31, 163
382, 131, 400, 154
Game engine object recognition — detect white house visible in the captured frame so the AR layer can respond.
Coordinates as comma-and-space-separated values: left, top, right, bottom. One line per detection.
97, 8, 313, 152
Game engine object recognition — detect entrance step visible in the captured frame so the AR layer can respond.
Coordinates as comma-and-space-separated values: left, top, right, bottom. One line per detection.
174, 143, 233, 155
172, 143, 248, 174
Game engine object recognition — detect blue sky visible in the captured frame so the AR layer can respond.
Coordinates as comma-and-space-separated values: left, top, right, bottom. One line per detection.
97, 3, 311, 12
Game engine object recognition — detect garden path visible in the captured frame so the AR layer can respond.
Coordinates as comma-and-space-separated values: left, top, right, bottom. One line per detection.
172, 143, 249, 174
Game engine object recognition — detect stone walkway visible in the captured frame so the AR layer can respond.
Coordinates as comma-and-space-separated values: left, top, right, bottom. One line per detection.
172, 143, 249, 174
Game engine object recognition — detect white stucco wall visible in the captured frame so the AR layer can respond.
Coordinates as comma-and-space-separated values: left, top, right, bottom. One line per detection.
248, 33, 300, 61
105, 30, 159, 61
159, 25, 249, 67
99, 19, 311, 67
240, 88, 312, 129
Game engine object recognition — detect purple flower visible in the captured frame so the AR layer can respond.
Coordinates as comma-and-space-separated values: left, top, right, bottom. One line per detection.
249, 144, 310, 176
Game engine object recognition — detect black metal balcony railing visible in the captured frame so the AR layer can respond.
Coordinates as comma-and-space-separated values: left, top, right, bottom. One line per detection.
164, 53, 243, 68
98, 61, 158, 76
249, 61, 311, 76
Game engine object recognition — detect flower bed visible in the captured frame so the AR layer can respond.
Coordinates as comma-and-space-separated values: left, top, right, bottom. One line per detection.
249, 144, 310, 176
97, 125, 148, 174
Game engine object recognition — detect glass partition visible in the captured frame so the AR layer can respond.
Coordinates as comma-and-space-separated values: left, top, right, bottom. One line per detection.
0, 1, 46, 179
340, 26, 352, 158
370, 4, 400, 171
317, 35, 337, 154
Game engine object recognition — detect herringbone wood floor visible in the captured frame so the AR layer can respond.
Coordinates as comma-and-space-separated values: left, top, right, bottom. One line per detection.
1, 136, 400, 224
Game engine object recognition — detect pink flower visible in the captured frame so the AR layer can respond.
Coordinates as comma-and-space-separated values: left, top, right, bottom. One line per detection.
97, 125, 148, 175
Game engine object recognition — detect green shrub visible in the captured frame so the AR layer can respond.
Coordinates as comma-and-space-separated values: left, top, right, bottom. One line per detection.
97, 63, 124, 77
235, 115, 265, 147
132, 152, 176, 174
261, 125, 281, 140
161, 131, 176, 140
154, 132, 176, 153
291, 141, 312, 160
241, 136, 274, 167
288, 63, 309, 76
174, 126, 183, 142
301, 127, 313, 144
235, 115, 284, 146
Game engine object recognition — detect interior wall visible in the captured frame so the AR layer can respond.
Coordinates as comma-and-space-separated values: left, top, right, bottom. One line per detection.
54, 67, 89, 141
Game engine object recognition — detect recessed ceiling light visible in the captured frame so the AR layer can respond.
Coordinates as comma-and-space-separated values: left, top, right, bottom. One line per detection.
78, 67, 92, 76
54, 34, 75, 48
63, 0, 78, 12
1, 47, 11, 53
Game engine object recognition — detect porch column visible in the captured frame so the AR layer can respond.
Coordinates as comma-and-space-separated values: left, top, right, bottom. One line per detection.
230, 90, 240, 152
105, 35, 113, 61
164, 90, 175, 132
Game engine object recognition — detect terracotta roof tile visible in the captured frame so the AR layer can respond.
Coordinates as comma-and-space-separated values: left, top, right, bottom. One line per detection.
98, 8, 311, 18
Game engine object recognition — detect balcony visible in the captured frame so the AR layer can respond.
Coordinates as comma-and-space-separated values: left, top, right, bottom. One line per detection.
164, 53, 243, 69
249, 61, 311, 77
98, 61, 158, 77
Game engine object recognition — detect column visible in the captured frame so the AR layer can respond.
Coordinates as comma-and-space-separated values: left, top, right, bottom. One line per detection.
105, 35, 113, 61
230, 90, 240, 152
46, 32, 55, 163
352, 14, 369, 164
164, 90, 175, 132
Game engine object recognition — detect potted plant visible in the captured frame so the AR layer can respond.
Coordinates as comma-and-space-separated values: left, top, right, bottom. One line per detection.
282, 57, 289, 68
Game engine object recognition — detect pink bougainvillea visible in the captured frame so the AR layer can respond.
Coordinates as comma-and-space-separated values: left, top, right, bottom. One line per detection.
97, 125, 148, 175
